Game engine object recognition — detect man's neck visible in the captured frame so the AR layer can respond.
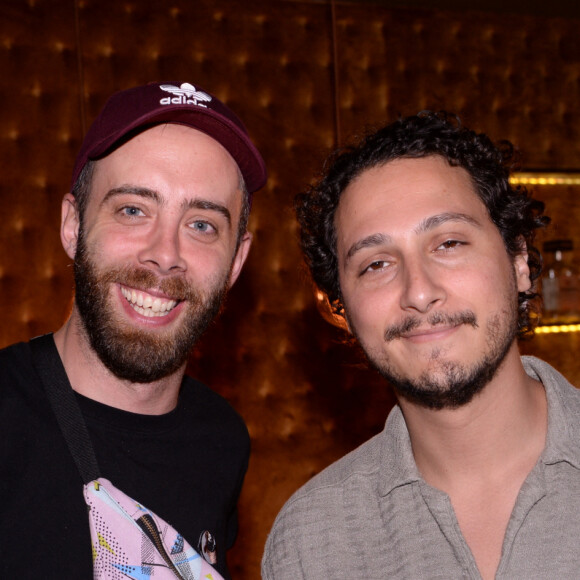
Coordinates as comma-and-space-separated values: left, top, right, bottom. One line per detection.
398, 345, 548, 490
53, 312, 185, 416
398, 346, 548, 580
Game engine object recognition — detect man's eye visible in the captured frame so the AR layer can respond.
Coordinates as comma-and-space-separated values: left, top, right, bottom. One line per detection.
438, 239, 464, 250
191, 221, 216, 234
363, 260, 388, 274
121, 206, 144, 217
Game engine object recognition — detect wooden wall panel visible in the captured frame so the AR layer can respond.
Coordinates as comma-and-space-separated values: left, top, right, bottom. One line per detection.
0, 1, 579, 577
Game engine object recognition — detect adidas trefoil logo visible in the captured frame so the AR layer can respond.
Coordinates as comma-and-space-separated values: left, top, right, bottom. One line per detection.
159, 83, 212, 107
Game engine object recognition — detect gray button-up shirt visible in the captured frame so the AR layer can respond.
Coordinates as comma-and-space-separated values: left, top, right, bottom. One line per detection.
262, 357, 580, 579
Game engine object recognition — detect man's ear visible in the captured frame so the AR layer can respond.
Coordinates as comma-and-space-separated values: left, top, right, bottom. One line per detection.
61, 193, 80, 260
228, 231, 252, 288
342, 309, 353, 334
316, 291, 351, 332
514, 238, 531, 293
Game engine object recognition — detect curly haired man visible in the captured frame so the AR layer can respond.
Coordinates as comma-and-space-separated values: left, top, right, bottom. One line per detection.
263, 112, 580, 580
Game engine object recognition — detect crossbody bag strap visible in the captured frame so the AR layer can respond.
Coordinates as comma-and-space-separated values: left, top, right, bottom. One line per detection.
30, 333, 101, 484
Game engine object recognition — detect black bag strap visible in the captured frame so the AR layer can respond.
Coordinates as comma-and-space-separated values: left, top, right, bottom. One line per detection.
30, 333, 101, 484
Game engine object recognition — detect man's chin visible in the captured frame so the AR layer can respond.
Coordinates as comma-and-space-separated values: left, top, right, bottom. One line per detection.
379, 354, 505, 410
95, 335, 191, 383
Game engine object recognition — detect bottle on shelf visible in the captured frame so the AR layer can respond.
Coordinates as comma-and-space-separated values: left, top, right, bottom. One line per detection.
541, 239, 580, 325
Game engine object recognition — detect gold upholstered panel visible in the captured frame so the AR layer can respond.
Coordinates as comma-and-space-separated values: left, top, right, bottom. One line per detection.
0, 1, 579, 577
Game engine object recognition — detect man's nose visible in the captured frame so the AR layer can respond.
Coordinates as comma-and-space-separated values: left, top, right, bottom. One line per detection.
399, 257, 445, 314
137, 222, 187, 274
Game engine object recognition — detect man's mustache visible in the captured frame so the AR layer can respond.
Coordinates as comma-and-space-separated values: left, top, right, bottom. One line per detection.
384, 310, 478, 342
98, 265, 194, 302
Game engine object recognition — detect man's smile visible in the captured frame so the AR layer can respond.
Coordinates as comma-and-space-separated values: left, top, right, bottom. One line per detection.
384, 311, 478, 342
399, 323, 461, 343
120, 286, 179, 318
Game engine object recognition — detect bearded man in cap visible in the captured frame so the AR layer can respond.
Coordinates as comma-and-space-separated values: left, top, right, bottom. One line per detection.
0, 81, 266, 579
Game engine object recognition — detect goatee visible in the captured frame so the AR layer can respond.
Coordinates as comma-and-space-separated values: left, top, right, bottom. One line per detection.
355, 300, 518, 410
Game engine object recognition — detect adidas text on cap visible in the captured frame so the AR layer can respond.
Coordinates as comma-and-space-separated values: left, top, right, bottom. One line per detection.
72, 82, 267, 193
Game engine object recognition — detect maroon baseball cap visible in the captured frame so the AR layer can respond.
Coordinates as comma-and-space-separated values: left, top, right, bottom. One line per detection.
72, 81, 267, 193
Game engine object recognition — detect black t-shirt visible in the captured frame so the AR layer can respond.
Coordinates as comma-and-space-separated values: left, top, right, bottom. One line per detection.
0, 336, 250, 578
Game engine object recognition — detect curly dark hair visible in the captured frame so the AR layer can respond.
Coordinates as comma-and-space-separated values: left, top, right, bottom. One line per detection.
295, 111, 549, 338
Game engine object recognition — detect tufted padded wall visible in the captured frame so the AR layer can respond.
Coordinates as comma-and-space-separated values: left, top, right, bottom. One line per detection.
334, 6, 580, 167
0, 0, 579, 577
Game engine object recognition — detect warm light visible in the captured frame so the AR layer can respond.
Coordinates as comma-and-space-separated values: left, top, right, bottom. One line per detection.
511, 172, 580, 186
535, 324, 580, 334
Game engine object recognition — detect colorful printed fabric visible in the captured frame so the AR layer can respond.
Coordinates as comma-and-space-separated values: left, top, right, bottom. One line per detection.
85, 478, 222, 580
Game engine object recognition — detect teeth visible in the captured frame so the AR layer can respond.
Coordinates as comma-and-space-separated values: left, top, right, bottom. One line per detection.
120, 287, 177, 317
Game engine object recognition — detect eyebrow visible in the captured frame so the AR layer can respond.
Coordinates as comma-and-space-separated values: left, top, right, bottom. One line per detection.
344, 212, 482, 264
345, 233, 392, 263
101, 186, 161, 207
183, 198, 231, 225
416, 212, 482, 233
101, 186, 232, 225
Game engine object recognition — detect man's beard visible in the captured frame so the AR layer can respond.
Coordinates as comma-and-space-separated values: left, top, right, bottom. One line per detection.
351, 285, 519, 410
73, 231, 229, 383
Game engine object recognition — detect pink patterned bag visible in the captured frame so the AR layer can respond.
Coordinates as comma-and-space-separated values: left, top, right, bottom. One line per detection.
85, 478, 223, 580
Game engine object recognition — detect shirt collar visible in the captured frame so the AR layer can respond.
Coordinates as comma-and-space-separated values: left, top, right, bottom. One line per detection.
522, 356, 580, 469
378, 404, 422, 496
377, 356, 580, 496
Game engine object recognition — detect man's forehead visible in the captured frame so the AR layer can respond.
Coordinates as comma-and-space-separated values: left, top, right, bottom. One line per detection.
86, 126, 245, 210
103, 123, 239, 162
334, 156, 495, 251
339, 156, 481, 213
92, 125, 240, 177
